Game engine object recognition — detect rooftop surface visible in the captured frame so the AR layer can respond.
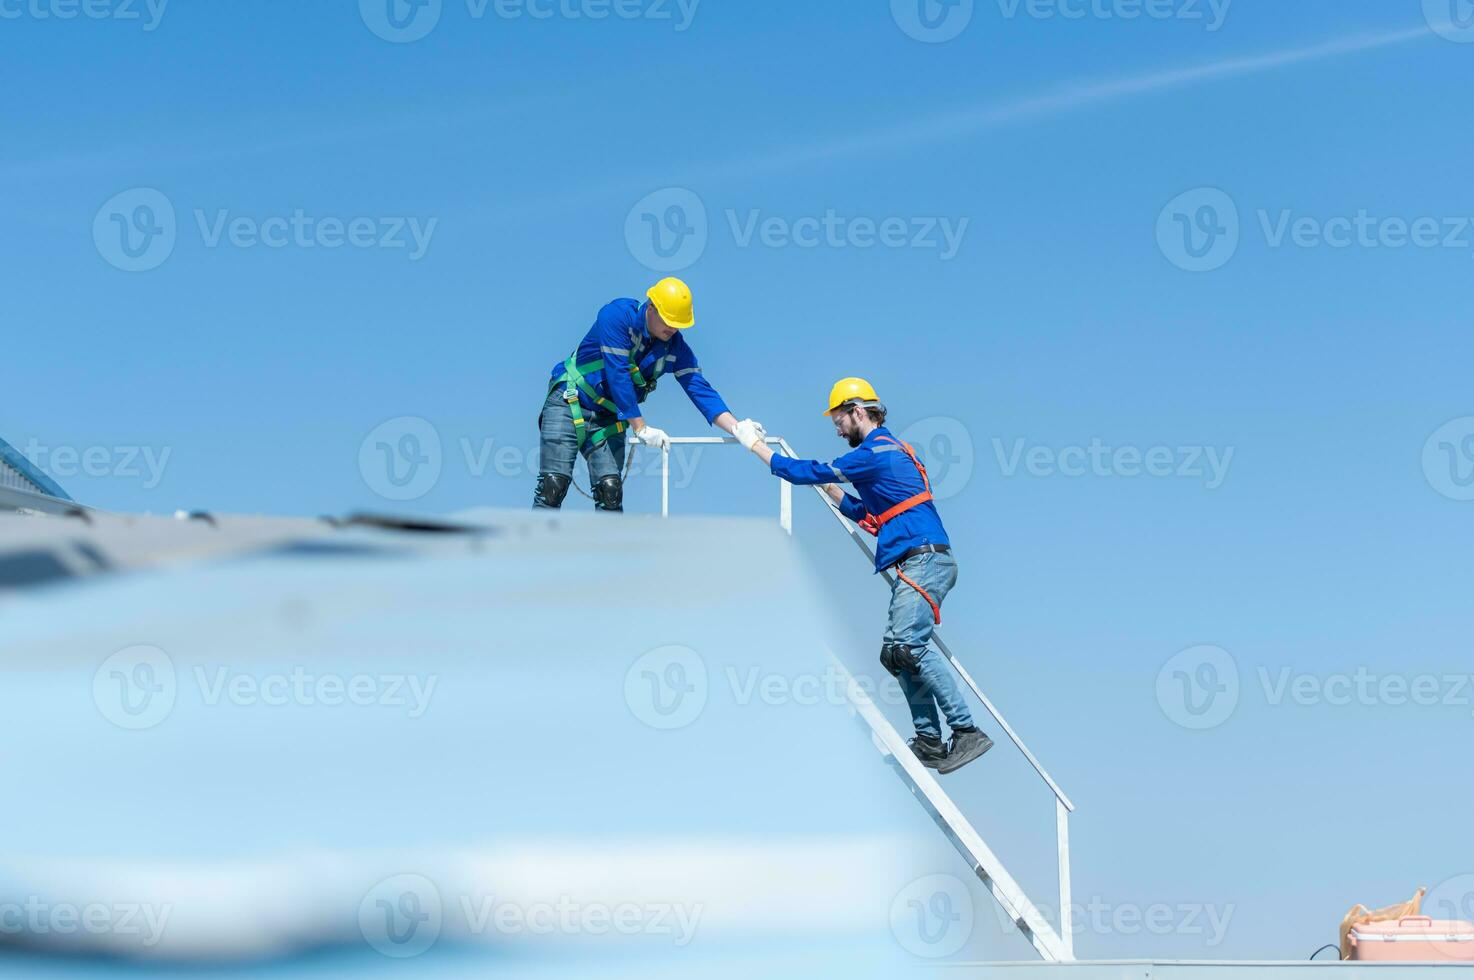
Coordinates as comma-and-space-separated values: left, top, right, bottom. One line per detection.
3, 505, 1469, 976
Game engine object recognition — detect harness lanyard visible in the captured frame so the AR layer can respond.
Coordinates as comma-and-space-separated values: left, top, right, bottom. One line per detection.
855, 436, 943, 626
895, 564, 942, 626
565, 441, 639, 503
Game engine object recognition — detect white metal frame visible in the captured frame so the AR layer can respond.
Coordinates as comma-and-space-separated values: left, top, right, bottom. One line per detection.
659, 435, 1077, 962
835, 653, 1069, 962
658, 437, 792, 535
0, 484, 90, 517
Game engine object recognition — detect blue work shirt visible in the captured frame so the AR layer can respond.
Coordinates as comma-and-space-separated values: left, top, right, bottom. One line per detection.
548, 298, 731, 425
770, 426, 950, 572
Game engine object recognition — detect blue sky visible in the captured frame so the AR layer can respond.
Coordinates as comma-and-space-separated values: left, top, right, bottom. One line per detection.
5, 0, 1474, 963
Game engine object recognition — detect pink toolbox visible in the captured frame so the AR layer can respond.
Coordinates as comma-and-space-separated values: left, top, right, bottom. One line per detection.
1348, 916, 1474, 961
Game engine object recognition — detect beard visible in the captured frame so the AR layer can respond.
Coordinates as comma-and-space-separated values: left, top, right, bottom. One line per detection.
846, 430, 864, 448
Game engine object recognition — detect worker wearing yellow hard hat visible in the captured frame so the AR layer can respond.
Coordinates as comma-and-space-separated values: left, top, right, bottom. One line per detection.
535, 277, 762, 512
821, 377, 883, 416
645, 276, 695, 330
732, 379, 993, 775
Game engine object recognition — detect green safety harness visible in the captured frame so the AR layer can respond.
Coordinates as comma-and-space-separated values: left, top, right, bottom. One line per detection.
552, 354, 661, 451
548, 352, 663, 501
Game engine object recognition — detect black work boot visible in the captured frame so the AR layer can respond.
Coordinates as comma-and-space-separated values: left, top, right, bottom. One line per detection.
937, 728, 994, 775
907, 734, 947, 769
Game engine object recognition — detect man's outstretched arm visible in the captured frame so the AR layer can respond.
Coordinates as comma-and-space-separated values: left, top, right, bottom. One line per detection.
745, 436, 867, 518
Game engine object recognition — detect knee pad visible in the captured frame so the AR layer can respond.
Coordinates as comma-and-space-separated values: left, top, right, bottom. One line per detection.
880, 642, 919, 677
534, 473, 571, 509
593, 475, 624, 512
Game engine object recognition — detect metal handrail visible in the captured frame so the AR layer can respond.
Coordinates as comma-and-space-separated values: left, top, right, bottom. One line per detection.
659, 435, 1074, 810
659, 433, 1077, 958
658, 437, 792, 534
834, 652, 1069, 961
773, 435, 1075, 812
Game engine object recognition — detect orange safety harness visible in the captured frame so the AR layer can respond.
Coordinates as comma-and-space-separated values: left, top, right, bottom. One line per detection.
854, 436, 943, 625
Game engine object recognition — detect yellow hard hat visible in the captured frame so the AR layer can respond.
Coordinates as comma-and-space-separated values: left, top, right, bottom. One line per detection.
823, 377, 882, 415
646, 277, 695, 330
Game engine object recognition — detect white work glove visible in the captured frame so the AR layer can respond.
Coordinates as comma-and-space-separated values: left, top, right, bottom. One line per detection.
632, 424, 670, 451
733, 418, 767, 451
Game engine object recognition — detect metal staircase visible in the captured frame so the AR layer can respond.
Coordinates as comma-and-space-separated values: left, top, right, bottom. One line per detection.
658, 435, 1077, 963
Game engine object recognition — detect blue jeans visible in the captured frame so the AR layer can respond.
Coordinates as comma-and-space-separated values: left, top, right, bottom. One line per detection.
885, 551, 973, 739
534, 387, 628, 511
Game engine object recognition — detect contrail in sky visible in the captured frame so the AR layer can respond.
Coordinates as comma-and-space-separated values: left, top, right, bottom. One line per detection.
700, 24, 1436, 180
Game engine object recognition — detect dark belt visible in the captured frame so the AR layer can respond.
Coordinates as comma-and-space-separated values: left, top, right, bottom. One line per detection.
896, 543, 951, 564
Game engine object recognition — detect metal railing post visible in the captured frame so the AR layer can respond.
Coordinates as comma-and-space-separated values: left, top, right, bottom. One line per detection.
1057, 799, 1074, 959
661, 445, 670, 518
659, 437, 789, 534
